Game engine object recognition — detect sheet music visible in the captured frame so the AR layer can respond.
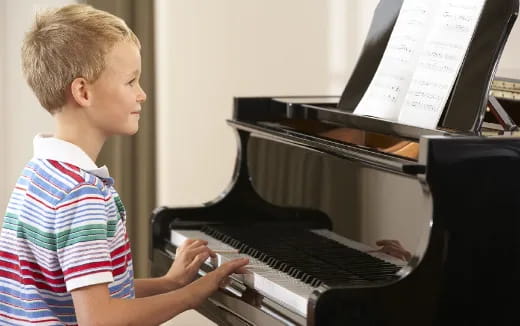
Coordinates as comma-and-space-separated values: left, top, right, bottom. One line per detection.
398, 0, 486, 128
353, 0, 486, 129
354, 0, 436, 120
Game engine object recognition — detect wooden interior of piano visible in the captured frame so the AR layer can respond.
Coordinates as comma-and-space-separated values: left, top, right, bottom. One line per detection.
273, 118, 421, 160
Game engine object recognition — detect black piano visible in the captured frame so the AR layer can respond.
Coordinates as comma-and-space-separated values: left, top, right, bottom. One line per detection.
150, 0, 520, 325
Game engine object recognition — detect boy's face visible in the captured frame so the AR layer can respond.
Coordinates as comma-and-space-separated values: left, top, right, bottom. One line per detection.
87, 41, 146, 136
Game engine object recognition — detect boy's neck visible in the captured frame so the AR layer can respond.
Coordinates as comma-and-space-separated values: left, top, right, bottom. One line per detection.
54, 108, 107, 163
54, 130, 105, 164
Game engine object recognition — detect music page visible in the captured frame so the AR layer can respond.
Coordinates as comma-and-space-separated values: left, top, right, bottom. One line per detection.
353, 0, 436, 120
397, 0, 486, 128
353, 0, 486, 129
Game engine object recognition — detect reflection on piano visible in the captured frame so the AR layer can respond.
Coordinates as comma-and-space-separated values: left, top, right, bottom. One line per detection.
151, 0, 520, 325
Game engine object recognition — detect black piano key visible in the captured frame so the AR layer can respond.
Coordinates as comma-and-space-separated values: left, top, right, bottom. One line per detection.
310, 279, 322, 287
303, 275, 317, 285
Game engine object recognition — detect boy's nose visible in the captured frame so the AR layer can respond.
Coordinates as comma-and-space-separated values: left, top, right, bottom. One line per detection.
137, 87, 147, 103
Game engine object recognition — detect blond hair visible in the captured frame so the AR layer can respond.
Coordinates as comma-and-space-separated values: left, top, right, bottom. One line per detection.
21, 4, 141, 114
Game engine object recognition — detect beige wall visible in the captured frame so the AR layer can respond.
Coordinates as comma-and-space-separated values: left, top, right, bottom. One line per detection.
155, 0, 380, 207
0, 0, 75, 219
497, 19, 520, 78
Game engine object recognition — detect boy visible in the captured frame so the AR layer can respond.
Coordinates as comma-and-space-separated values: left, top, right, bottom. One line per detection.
0, 4, 248, 325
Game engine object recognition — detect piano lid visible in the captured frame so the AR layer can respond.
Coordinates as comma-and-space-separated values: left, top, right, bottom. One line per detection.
338, 0, 519, 134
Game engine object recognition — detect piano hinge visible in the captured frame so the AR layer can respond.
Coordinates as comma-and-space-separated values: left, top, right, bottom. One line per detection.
487, 94, 518, 132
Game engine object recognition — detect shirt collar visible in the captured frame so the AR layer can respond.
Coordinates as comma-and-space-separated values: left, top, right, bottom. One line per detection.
33, 133, 110, 179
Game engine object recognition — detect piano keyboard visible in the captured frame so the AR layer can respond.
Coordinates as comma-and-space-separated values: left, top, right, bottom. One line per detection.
170, 229, 314, 317
170, 226, 405, 317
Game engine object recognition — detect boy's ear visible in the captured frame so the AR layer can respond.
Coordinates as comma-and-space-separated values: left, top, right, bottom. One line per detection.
70, 77, 92, 107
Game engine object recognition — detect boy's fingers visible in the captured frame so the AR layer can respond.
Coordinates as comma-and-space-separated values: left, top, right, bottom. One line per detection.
187, 252, 210, 271
186, 245, 214, 259
180, 239, 207, 249
376, 239, 400, 246
234, 266, 249, 274
381, 247, 411, 261
216, 258, 249, 277
188, 239, 208, 248
183, 239, 196, 246
382, 248, 404, 259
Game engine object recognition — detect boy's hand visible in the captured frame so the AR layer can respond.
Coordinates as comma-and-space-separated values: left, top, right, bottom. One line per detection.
373, 239, 412, 261
186, 257, 249, 308
165, 239, 216, 288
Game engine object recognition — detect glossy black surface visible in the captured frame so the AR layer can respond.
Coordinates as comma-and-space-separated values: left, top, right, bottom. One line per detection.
245, 135, 428, 248
311, 136, 520, 325
426, 137, 520, 325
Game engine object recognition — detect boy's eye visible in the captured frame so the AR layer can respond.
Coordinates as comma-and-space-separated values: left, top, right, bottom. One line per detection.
128, 78, 136, 85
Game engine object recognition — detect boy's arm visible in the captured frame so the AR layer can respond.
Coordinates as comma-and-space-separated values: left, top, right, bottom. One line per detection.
134, 277, 176, 298
72, 258, 248, 326
134, 239, 216, 298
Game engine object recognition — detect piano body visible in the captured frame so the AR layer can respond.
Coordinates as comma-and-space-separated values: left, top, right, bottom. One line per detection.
150, 0, 520, 325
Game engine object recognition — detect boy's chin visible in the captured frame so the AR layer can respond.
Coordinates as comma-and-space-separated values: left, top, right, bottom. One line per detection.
126, 122, 140, 135
115, 126, 139, 136
126, 128, 139, 136
106, 123, 140, 136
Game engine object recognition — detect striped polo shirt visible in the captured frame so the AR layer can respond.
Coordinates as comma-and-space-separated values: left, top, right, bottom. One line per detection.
0, 134, 134, 325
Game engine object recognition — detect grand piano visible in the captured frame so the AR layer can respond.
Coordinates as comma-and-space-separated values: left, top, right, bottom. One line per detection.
150, 0, 520, 325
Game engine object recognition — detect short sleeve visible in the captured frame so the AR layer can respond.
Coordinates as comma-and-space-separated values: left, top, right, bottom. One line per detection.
55, 183, 114, 291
